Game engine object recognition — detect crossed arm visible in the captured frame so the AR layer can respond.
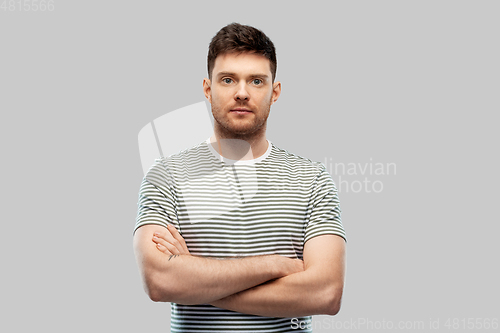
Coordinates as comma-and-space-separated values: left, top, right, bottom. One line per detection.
133, 223, 345, 317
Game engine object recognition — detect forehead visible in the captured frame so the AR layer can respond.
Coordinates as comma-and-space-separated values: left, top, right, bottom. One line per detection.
213, 52, 272, 77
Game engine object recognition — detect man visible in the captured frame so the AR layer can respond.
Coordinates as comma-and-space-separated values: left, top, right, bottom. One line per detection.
133, 23, 346, 332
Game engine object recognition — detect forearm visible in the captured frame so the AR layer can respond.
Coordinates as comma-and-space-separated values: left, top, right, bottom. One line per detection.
140, 250, 296, 305
210, 267, 343, 317
135, 225, 303, 305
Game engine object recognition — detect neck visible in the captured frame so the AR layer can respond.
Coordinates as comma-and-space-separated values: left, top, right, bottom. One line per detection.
210, 126, 269, 161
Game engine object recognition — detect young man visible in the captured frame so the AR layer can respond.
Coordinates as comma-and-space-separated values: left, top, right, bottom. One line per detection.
133, 23, 346, 332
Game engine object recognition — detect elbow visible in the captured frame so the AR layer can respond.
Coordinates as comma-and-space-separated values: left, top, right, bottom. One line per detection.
143, 270, 194, 304
142, 270, 178, 303
146, 287, 163, 303
326, 297, 342, 316
324, 285, 344, 316
143, 274, 166, 302
145, 280, 165, 303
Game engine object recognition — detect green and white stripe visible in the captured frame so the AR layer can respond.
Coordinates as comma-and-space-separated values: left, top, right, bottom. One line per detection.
135, 139, 345, 332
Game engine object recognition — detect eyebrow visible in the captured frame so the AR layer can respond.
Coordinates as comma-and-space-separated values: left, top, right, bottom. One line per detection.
216, 72, 269, 80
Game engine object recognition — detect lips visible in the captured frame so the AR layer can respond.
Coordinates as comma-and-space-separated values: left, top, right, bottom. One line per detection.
230, 108, 253, 116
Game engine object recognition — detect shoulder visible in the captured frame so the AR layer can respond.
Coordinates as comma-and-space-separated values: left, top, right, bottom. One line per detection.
267, 142, 327, 177
145, 140, 214, 185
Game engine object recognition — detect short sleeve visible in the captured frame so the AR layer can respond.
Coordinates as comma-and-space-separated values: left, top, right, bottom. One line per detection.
134, 159, 178, 234
304, 165, 346, 244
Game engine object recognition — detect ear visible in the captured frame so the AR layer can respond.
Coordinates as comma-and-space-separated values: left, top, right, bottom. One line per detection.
270, 81, 281, 105
203, 78, 212, 103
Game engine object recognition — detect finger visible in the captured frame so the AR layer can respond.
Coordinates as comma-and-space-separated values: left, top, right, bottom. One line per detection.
155, 242, 173, 255
161, 225, 186, 255
152, 234, 169, 248
153, 235, 181, 255
153, 228, 184, 254
167, 224, 188, 253
167, 224, 190, 254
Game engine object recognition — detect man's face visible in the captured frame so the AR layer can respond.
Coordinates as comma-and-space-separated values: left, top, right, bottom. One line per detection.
204, 52, 281, 138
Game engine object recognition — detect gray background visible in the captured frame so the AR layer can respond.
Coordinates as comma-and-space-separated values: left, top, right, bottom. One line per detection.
1, 0, 498, 332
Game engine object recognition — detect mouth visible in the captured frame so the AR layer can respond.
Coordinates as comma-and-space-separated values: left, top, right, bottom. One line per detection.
230, 108, 252, 114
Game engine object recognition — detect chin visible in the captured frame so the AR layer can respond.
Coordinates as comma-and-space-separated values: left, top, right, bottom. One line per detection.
220, 126, 255, 137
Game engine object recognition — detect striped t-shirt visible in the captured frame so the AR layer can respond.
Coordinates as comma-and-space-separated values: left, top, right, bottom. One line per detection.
135, 138, 346, 332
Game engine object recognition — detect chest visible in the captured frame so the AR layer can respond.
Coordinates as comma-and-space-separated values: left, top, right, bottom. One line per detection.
174, 165, 312, 257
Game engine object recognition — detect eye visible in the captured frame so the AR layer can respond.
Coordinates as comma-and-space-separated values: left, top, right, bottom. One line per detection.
252, 79, 263, 85
222, 78, 233, 84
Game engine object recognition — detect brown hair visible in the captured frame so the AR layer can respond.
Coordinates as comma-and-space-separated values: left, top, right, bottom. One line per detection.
207, 23, 277, 82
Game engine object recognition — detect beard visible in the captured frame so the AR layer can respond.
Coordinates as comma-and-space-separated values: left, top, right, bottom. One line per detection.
211, 101, 271, 140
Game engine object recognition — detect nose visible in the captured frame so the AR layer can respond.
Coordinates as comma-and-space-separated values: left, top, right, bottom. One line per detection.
234, 82, 249, 101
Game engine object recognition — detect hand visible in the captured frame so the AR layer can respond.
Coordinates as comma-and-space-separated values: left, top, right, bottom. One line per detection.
277, 257, 304, 277
152, 224, 191, 256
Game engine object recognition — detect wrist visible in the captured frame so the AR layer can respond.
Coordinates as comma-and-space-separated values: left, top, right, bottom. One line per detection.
270, 255, 289, 278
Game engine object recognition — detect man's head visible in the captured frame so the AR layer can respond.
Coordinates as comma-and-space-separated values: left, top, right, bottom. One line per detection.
207, 23, 277, 82
204, 23, 281, 141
